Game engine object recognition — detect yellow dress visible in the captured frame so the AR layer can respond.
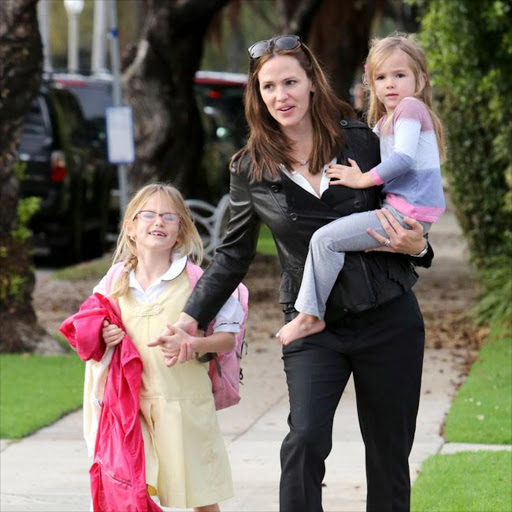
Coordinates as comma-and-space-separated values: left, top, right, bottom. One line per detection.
118, 270, 233, 508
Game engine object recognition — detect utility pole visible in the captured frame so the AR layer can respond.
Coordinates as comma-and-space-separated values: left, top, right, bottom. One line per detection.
92, 0, 108, 74
108, 0, 129, 217
37, 0, 52, 73
63, 0, 84, 74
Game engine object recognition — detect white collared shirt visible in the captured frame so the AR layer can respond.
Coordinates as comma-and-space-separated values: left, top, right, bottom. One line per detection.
93, 254, 242, 333
280, 158, 336, 198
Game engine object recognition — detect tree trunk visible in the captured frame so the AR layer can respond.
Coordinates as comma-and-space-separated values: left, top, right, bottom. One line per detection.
0, 0, 65, 354
123, 0, 229, 197
279, 0, 380, 103
306, 0, 377, 102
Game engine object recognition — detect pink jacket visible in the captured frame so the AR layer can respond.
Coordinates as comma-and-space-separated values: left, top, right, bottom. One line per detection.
60, 293, 161, 512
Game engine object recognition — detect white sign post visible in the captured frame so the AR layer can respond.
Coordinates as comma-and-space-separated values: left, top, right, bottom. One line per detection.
106, 106, 135, 165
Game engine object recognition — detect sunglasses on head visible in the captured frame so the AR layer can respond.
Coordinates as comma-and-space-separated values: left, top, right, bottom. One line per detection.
248, 35, 301, 60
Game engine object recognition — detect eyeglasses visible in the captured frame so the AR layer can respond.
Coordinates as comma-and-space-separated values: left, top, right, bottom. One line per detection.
248, 35, 301, 60
136, 210, 181, 224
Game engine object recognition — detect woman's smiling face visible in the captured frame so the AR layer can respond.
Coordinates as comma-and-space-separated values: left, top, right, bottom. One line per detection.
257, 54, 315, 133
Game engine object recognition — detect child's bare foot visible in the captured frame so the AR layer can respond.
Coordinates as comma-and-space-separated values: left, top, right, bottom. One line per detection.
276, 313, 326, 345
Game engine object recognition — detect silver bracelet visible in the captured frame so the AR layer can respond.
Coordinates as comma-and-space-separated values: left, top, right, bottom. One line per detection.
411, 242, 429, 258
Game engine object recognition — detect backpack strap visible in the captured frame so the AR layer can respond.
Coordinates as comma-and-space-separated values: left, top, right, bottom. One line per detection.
185, 260, 204, 288
104, 262, 125, 318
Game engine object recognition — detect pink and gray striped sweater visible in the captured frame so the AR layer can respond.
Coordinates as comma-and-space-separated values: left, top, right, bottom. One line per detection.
369, 97, 445, 223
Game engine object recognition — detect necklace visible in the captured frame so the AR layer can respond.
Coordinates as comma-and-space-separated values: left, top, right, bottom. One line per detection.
298, 158, 309, 166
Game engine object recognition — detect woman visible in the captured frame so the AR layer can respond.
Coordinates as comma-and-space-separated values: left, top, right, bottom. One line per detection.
173, 35, 432, 512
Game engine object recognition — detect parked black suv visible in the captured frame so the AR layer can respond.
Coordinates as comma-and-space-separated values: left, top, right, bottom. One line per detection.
50, 71, 247, 207
17, 82, 112, 263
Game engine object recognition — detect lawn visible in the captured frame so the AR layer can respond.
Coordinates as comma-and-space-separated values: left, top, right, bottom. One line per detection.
53, 255, 111, 281
0, 353, 84, 438
256, 224, 277, 255
412, 326, 512, 512
411, 451, 512, 512
443, 328, 512, 444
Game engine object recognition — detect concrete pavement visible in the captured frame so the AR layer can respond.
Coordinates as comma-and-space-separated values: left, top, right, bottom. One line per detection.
0, 206, 487, 511
0, 346, 467, 512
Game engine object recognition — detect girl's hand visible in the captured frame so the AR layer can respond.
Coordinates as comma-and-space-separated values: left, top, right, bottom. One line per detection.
327, 159, 373, 189
102, 320, 124, 348
147, 325, 195, 367
366, 209, 427, 255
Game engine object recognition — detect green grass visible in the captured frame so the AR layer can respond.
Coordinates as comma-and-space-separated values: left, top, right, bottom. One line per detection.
411, 451, 512, 512
443, 329, 512, 444
52, 255, 112, 281
257, 224, 277, 255
0, 354, 84, 438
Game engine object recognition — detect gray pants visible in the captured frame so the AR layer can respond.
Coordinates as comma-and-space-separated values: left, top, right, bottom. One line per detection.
294, 205, 431, 318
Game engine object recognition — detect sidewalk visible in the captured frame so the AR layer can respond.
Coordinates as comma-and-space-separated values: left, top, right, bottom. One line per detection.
0, 347, 466, 512
0, 207, 484, 512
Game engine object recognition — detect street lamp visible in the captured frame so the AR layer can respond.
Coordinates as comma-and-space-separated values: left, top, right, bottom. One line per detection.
63, 0, 84, 74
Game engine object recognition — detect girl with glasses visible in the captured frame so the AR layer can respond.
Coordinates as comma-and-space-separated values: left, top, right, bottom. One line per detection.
173, 35, 433, 512
64, 183, 243, 512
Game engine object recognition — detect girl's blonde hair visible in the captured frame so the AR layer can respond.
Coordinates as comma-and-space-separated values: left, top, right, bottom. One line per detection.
109, 183, 203, 299
363, 33, 446, 162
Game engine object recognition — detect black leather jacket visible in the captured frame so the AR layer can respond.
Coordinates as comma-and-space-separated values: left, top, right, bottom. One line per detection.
185, 120, 433, 328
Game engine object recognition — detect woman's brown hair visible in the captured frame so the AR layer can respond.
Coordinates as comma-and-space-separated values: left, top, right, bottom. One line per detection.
235, 37, 356, 181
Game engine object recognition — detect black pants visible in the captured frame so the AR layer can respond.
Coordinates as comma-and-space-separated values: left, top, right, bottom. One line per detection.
279, 290, 425, 512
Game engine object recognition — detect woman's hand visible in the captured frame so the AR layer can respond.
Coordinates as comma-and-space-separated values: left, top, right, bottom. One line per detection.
147, 324, 196, 367
174, 312, 199, 336
327, 159, 374, 189
102, 320, 124, 348
366, 209, 427, 255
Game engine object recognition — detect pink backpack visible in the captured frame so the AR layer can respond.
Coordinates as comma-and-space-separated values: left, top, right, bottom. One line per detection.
104, 260, 249, 411
185, 261, 249, 410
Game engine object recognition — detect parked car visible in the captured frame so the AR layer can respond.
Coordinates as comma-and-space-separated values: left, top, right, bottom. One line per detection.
50, 72, 119, 235
49, 70, 247, 230
194, 70, 248, 147
17, 81, 112, 264
52, 70, 248, 146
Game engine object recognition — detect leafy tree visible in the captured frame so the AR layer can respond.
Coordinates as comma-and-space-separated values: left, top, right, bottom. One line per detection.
0, 0, 64, 353
417, 0, 512, 326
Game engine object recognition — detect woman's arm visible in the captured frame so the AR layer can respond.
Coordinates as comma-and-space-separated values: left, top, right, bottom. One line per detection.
183, 161, 261, 328
148, 327, 235, 367
366, 209, 433, 267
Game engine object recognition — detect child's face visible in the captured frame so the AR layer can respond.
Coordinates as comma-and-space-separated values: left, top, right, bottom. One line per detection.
126, 192, 181, 256
373, 49, 418, 115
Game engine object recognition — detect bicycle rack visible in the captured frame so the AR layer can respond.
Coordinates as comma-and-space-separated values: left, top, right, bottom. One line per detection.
186, 194, 231, 261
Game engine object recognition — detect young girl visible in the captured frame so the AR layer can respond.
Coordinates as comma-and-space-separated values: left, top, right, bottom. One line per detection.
278, 33, 446, 344
81, 184, 241, 511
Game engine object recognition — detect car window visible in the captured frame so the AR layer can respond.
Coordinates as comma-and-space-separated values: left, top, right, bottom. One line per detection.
22, 97, 49, 137
68, 83, 113, 121
53, 90, 89, 144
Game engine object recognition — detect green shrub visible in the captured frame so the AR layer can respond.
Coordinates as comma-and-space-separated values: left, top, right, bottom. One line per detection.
416, 0, 512, 327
